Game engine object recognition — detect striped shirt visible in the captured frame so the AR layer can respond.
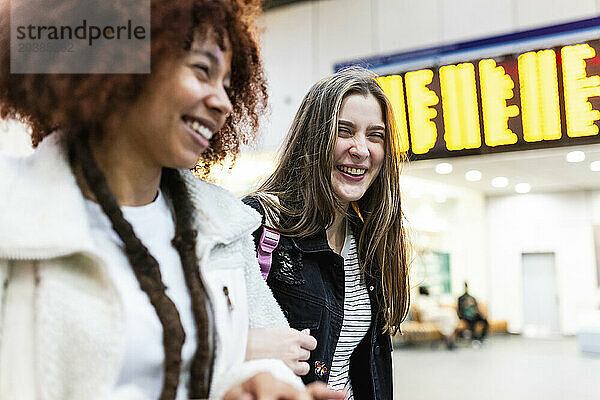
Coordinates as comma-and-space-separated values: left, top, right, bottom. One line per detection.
327, 229, 371, 399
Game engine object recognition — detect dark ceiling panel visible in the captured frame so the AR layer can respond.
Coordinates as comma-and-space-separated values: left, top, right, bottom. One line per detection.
263, 0, 315, 11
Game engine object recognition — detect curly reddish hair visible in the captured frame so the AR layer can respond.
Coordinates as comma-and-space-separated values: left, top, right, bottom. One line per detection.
0, 0, 267, 173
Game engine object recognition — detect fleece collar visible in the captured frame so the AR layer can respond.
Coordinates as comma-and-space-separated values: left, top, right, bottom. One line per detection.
0, 133, 261, 260
180, 169, 262, 244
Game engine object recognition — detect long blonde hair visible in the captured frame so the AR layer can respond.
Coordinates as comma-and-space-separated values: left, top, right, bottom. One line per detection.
252, 67, 410, 334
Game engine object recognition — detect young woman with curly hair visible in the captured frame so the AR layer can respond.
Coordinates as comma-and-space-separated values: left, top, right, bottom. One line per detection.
244, 68, 411, 400
0, 1, 344, 399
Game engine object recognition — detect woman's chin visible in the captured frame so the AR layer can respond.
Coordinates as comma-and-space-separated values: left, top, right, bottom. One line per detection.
334, 190, 365, 204
164, 157, 201, 171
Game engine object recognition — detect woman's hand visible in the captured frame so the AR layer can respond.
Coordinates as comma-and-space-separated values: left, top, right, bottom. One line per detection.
246, 328, 317, 376
305, 382, 346, 400
222, 373, 345, 400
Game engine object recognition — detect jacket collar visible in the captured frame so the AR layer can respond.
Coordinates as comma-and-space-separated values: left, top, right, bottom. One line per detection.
289, 207, 364, 254
0, 133, 260, 260
180, 169, 261, 245
290, 231, 331, 253
0, 134, 95, 259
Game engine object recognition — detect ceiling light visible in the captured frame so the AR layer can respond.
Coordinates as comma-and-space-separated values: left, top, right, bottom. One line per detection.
435, 162, 453, 174
591, 161, 600, 172
515, 183, 531, 194
566, 150, 585, 163
465, 170, 482, 182
491, 176, 509, 188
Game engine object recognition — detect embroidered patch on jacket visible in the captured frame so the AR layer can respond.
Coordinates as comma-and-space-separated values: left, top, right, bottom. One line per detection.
273, 242, 305, 286
314, 361, 328, 378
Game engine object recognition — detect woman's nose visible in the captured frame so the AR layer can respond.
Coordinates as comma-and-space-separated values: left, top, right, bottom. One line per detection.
206, 84, 233, 117
349, 136, 369, 159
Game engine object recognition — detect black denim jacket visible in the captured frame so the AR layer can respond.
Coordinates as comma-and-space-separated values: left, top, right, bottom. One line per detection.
243, 198, 393, 400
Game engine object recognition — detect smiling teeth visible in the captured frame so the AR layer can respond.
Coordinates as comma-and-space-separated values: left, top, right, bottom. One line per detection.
340, 166, 366, 175
187, 119, 213, 140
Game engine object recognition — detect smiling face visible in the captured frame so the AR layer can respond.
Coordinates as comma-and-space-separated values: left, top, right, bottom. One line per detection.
331, 93, 386, 205
110, 30, 233, 170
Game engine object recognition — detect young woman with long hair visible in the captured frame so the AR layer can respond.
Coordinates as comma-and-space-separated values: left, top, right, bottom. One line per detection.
0, 1, 343, 399
244, 67, 411, 400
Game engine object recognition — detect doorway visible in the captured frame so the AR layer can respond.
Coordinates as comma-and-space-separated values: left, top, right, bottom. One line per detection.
521, 252, 561, 337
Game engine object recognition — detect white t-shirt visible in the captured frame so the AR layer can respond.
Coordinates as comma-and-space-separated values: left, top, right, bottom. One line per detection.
327, 229, 371, 400
85, 190, 196, 400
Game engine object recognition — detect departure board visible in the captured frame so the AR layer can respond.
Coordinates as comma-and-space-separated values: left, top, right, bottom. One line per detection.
376, 40, 600, 160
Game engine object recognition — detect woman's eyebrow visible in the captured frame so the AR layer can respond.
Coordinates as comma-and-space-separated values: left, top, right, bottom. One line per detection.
368, 123, 385, 131
339, 119, 384, 131
190, 49, 218, 65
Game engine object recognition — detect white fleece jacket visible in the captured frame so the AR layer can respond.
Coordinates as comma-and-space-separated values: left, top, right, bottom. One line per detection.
0, 134, 301, 400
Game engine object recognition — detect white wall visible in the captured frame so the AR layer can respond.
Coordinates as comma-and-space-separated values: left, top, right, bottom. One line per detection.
487, 191, 599, 334
401, 176, 488, 303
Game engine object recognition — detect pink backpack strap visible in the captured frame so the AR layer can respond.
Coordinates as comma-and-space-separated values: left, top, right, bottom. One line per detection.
257, 226, 280, 280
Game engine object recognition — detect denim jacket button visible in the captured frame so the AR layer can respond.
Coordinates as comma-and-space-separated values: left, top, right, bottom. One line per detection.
374, 345, 381, 355
369, 285, 374, 291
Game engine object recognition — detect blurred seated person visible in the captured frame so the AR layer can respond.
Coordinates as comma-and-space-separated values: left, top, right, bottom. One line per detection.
414, 286, 459, 349
458, 282, 489, 341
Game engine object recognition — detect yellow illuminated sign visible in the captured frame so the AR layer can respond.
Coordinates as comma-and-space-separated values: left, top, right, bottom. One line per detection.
376, 39, 600, 159
405, 69, 439, 154
518, 50, 561, 142
562, 44, 600, 137
479, 58, 519, 147
376, 75, 410, 152
439, 63, 481, 150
